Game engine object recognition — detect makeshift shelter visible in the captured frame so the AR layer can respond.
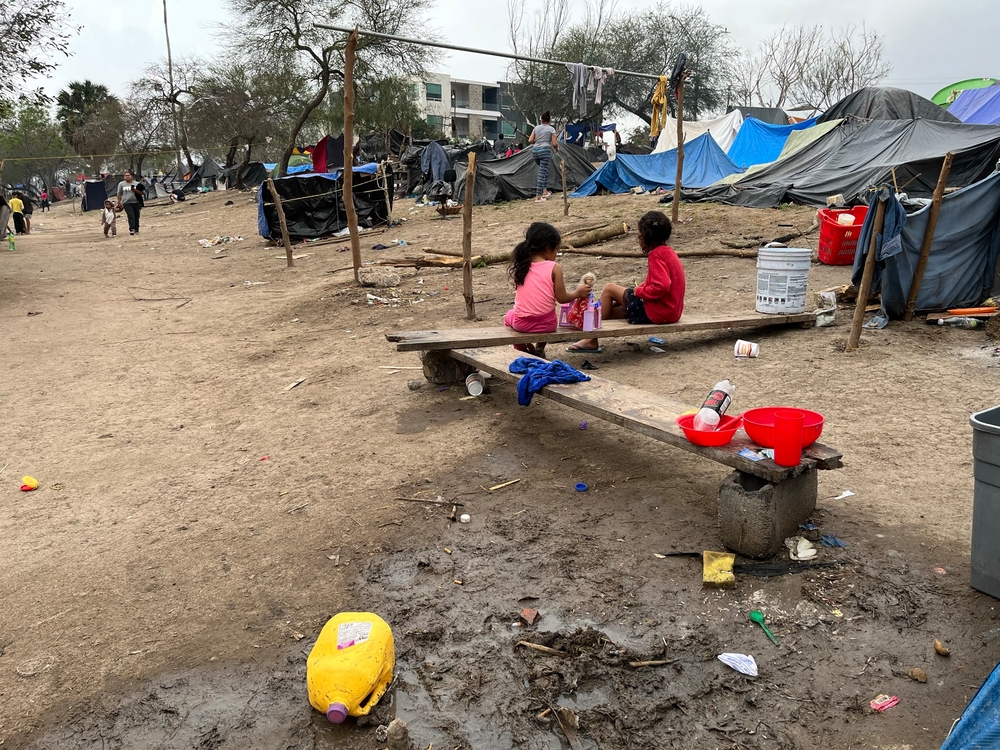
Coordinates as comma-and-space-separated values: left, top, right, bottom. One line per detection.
181, 156, 221, 193
572, 133, 741, 197
652, 109, 743, 154
851, 171, 1000, 318
220, 162, 269, 189
732, 106, 790, 126
257, 165, 392, 242
455, 142, 595, 204
688, 118, 1000, 208
818, 87, 960, 124
947, 86, 1000, 125
940, 661, 1000, 750
726, 117, 817, 170
932, 78, 997, 106
617, 144, 652, 155
81, 180, 107, 211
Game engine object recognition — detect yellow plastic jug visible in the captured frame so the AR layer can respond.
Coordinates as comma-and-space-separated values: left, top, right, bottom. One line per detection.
307, 612, 395, 723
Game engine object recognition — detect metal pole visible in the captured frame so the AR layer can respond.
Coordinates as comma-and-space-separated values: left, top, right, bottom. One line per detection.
315, 24, 662, 82
162, 0, 184, 182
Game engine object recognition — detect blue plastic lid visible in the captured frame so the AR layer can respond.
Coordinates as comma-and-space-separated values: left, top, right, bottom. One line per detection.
575, 482, 588, 492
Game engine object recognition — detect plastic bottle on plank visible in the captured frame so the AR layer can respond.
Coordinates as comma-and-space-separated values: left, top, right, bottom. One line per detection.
693, 380, 736, 431
938, 317, 980, 329
307, 612, 395, 723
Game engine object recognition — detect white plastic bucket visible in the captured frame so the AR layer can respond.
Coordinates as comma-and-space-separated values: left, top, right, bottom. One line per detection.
755, 248, 811, 314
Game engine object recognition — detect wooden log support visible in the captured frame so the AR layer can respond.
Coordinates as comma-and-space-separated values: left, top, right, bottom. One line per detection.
266, 177, 294, 268
846, 195, 887, 351
343, 28, 362, 283
462, 152, 477, 320
671, 74, 686, 224
561, 160, 569, 216
560, 222, 629, 249
903, 151, 954, 322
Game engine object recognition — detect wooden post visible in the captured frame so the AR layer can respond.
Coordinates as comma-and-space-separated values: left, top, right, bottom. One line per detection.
344, 28, 362, 283
846, 196, 887, 351
462, 152, 477, 320
671, 75, 686, 224
561, 160, 569, 216
903, 152, 954, 321
266, 177, 294, 268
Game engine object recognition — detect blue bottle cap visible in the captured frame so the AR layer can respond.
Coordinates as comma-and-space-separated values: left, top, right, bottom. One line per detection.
575, 482, 588, 492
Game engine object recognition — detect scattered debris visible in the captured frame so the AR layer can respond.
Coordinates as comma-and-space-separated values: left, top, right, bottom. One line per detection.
908, 667, 927, 683
393, 496, 462, 507
407, 379, 423, 391
579, 421, 588, 430
244, 280, 268, 286
516, 641, 567, 657
27, 311, 42, 316
870, 694, 899, 712
488, 479, 521, 492
20, 476, 39, 492
359, 269, 402, 288
750, 610, 780, 646
832, 490, 856, 500
459, 514, 471, 524
821, 534, 847, 547
198, 235, 243, 247
703, 551, 736, 588
785, 536, 817, 561
575, 482, 588, 492
717, 653, 758, 677
283, 378, 305, 392
935, 639, 951, 656
519, 608, 540, 626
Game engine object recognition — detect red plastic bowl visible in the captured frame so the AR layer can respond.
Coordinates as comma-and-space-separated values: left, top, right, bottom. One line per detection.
742, 407, 824, 448
676, 414, 743, 447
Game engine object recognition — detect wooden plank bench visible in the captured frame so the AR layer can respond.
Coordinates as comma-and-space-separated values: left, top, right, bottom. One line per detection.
386, 312, 816, 352
449, 346, 843, 558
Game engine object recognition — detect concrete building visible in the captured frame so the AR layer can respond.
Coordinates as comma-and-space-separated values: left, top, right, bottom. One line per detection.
415, 73, 529, 142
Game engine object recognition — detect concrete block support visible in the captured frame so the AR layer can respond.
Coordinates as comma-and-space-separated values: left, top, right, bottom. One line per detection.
717, 468, 818, 558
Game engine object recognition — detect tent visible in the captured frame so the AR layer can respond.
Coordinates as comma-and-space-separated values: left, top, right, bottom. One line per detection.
851, 172, 1000, 318
257, 165, 391, 241
572, 133, 741, 197
688, 118, 1000, 208
818, 87, 960, 123
81, 180, 107, 211
653, 109, 743, 153
732, 106, 790, 126
932, 77, 997, 106
940, 661, 1000, 749
455, 142, 595, 204
725, 117, 817, 170
947, 86, 1000, 125
220, 162, 270, 189
181, 155, 221, 193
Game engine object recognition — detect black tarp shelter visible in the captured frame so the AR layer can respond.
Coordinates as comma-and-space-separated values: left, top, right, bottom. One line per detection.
181, 155, 222, 194
454, 142, 596, 204
82, 180, 107, 211
220, 162, 269, 189
257, 166, 393, 242
732, 106, 790, 125
688, 118, 1000, 208
819, 87, 960, 124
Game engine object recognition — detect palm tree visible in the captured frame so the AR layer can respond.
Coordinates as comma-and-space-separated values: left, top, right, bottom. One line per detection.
56, 81, 118, 176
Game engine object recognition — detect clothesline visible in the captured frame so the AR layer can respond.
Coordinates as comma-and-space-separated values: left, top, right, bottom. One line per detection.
314, 24, 662, 82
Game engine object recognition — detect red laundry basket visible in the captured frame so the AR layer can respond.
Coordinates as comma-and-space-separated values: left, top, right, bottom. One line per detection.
818, 206, 869, 265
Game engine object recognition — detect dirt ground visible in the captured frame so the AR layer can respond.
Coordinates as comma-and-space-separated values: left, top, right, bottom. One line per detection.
3, 186, 1000, 750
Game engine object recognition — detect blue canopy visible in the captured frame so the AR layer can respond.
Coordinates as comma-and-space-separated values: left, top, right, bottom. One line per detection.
940, 661, 1000, 749
726, 117, 817, 170
948, 86, 1000, 125
570, 132, 741, 197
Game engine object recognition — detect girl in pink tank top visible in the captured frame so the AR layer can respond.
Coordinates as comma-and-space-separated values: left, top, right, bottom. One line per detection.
504, 222, 592, 357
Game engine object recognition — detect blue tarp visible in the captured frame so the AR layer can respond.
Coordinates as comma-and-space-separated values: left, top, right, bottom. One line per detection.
948, 86, 1000, 125
940, 661, 1000, 749
570, 133, 741, 197
726, 117, 817, 170
851, 170, 1000, 318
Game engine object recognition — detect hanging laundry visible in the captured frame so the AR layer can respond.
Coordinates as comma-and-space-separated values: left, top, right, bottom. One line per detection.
566, 62, 589, 116
650, 76, 669, 139
587, 67, 615, 106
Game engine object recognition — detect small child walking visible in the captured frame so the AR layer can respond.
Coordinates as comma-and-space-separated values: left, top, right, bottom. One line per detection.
504, 222, 591, 357
101, 199, 119, 238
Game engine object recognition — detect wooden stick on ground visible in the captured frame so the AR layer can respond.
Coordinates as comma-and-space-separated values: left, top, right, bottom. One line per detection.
903, 152, 954, 322
463, 152, 477, 320
393, 496, 465, 507
343, 28, 362, 283
266, 178, 294, 268
559, 222, 629, 249
516, 641, 568, 656
561, 160, 569, 216
846, 195, 887, 351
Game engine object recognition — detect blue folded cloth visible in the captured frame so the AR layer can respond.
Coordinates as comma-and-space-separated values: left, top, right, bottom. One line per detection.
508, 357, 591, 406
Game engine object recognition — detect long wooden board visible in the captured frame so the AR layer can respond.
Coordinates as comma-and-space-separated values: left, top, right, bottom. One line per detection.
451, 347, 842, 484
388, 312, 816, 352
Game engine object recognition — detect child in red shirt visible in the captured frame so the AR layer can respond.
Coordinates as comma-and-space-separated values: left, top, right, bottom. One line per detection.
568, 210, 685, 353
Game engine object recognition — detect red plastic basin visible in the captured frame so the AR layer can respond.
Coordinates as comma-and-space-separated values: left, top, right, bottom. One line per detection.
676, 413, 743, 447
742, 407, 824, 448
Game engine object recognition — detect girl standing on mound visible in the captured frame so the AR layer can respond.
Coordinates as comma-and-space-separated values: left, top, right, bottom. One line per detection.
504, 222, 591, 357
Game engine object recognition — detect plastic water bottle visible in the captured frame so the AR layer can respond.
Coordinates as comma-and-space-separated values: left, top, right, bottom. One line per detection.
7, 233, 14, 252
307, 612, 395, 723
693, 380, 735, 431
938, 317, 981, 329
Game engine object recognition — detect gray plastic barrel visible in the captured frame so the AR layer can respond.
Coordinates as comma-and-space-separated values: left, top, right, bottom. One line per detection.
970, 405, 1000, 599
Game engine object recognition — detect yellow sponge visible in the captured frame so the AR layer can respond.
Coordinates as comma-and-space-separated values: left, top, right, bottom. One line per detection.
703, 550, 736, 588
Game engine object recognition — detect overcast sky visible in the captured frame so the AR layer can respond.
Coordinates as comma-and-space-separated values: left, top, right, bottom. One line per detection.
45, 0, 1000, 104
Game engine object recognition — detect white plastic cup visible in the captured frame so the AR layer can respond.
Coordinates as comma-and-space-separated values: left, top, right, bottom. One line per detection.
734, 340, 760, 358
465, 372, 485, 396
837, 213, 856, 226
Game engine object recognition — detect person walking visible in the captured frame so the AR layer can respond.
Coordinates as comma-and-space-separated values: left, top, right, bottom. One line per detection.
528, 112, 558, 203
40, 188, 50, 211
116, 171, 142, 235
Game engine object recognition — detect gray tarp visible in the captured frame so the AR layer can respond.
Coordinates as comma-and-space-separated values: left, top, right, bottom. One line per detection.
851, 171, 1000, 317
688, 118, 1000, 208
818, 87, 960, 124
454, 142, 596, 204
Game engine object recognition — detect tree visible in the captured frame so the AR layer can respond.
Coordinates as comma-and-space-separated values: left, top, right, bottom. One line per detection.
224, 0, 437, 177
0, 0, 77, 108
0, 104, 74, 188
56, 81, 120, 176
139, 59, 205, 174
320, 77, 431, 144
